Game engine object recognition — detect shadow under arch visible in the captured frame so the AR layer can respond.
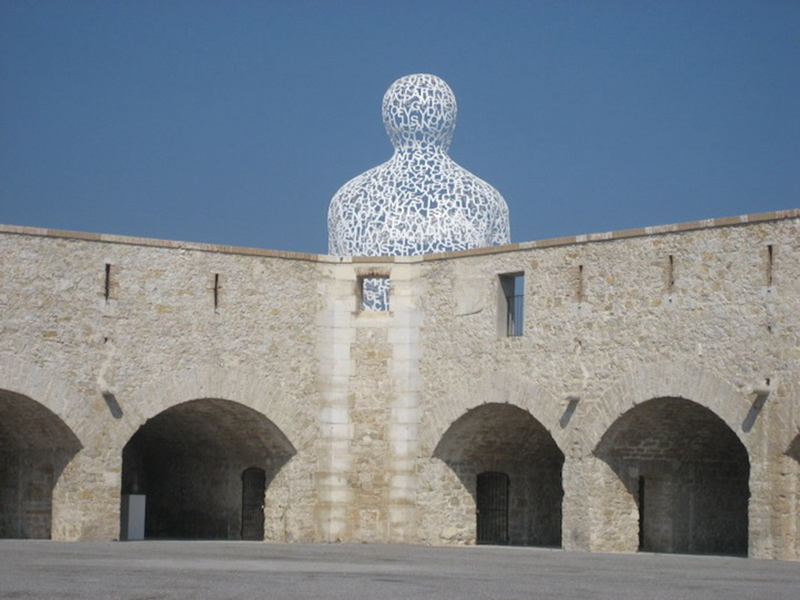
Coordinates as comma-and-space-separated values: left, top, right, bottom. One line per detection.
788, 434, 800, 463
433, 403, 564, 546
595, 397, 749, 556
583, 361, 752, 456
121, 398, 295, 540
0, 389, 82, 538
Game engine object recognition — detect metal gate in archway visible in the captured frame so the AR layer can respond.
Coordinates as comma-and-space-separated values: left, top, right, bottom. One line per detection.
477, 471, 509, 544
240, 467, 266, 541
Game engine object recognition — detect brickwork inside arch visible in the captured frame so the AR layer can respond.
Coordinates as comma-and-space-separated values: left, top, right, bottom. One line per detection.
596, 398, 749, 555
434, 404, 563, 546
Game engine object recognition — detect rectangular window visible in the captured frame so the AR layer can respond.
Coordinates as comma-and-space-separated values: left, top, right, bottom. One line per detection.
499, 273, 524, 337
360, 275, 390, 311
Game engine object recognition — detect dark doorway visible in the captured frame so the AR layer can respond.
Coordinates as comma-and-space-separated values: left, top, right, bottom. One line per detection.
477, 471, 509, 544
241, 467, 266, 541
637, 476, 645, 550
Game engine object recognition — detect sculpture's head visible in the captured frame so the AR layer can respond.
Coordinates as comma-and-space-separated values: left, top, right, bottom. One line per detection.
382, 73, 457, 151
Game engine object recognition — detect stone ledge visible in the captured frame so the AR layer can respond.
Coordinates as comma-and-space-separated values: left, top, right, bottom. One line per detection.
2, 208, 797, 263
422, 208, 800, 261
0, 224, 322, 262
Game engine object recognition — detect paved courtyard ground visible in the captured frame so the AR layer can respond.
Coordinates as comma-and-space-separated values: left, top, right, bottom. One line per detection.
1, 540, 799, 599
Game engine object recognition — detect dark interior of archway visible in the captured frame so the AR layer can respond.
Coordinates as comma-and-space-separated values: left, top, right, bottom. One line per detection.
0, 390, 82, 539
434, 403, 564, 546
788, 435, 800, 463
596, 397, 749, 556
121, 398, 295, 540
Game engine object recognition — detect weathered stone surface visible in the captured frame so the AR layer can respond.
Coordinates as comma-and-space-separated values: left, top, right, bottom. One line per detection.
0, 209, 798, 559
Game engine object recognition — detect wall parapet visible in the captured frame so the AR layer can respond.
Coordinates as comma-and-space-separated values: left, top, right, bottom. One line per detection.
2, 208, 797, 262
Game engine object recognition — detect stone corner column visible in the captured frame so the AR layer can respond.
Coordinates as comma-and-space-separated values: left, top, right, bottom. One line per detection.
315, 266, 356, 542
386, 263, 423, 543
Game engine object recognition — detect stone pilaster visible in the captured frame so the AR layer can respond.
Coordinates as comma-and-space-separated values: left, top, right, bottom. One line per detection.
386, 262, 423, 542
315, 266, 355, 541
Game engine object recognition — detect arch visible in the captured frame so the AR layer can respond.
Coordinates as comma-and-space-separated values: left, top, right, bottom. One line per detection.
0, 389, 82, 538
434, 403, 564, 547
420, 371, 567, 457
583, 361, 752, 454
121, 398, 295, 540
121, 366, 314, 454
0, 356, 91, 442
595, 397, 749, 556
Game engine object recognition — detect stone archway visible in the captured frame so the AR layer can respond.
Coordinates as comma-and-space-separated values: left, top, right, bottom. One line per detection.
595, 397, 749, 556
120, 398, 295, 540
433, 403, 564, 546
0, 389, 82, 538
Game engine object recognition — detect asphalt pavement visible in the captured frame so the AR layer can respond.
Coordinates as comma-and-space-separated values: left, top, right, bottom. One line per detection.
1, 540, 798, 599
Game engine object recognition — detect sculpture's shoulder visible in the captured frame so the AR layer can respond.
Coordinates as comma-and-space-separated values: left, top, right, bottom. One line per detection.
444, 162, 511, 245
327, 162, 393, 255
329, 162, 392, 208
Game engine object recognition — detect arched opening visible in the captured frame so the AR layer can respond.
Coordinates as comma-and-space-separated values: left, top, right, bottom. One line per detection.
0, 390, 82, 538
120, 398, 295, 540
595, 397, 749, 556
434, 403, 564, 546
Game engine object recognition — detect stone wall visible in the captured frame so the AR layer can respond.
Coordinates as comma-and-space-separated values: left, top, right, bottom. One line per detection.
432, 403, 563, 546
0, 210, 797, 559
595, 397, 749, 554
413, 211, 799, 559
0, 389, 82, 538
0, 230, 321, 542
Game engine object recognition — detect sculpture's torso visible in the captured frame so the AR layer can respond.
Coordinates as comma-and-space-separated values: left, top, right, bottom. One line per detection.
328, 74, 510, 256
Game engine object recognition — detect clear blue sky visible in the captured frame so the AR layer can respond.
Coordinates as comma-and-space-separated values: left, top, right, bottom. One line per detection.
1, 0, 798, 254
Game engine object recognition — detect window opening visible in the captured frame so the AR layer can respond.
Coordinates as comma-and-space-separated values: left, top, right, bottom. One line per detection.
360, 276, 390, 311
500, 273, 524, 337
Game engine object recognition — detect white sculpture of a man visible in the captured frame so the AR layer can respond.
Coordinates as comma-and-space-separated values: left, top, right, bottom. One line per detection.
328, 73, 510, 257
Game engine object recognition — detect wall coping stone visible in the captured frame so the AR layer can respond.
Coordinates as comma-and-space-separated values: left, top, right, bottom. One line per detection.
1, 208, 797, 262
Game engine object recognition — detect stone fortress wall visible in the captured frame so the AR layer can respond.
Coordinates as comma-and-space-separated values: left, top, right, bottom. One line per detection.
0, 209, 798, 559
